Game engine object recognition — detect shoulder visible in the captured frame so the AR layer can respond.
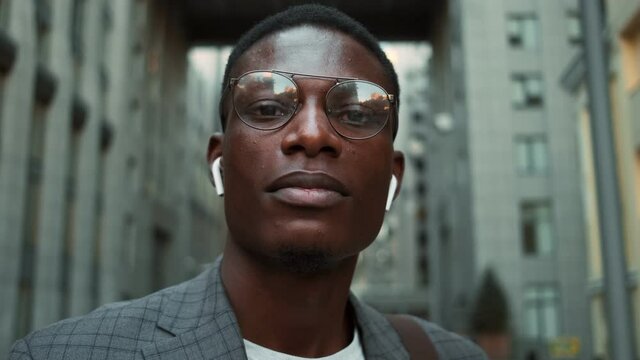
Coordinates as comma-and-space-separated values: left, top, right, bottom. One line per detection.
410, 316, 488, 360
8, 287, 176, 360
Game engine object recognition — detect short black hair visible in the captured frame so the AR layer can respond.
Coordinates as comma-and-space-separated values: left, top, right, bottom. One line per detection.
219, 4, 400, 138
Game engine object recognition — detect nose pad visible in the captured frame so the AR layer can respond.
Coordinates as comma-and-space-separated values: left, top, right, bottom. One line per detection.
280, 99, 342, 157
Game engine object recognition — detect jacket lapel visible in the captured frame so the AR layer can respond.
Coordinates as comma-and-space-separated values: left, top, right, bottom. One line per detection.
350, 294, 410, 360
141, 258, 409, 360
141, 258, 247, 360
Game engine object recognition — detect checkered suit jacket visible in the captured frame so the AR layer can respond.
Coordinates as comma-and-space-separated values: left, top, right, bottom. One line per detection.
10, 258, 486, 359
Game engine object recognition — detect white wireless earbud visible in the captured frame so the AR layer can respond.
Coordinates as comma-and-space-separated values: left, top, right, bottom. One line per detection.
385, 175, 398, 211
211, 157, 224, 196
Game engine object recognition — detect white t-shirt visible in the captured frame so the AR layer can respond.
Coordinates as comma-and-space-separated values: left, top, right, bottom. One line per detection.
243, 329, 365, 360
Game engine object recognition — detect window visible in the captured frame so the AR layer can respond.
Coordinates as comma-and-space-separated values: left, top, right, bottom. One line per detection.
523, 285, 560, 340
515, 136, 548, 175
507, 14, 538, 49
511, 73, 544, 108
567, 11, 582, 45
521, 201, 554, 255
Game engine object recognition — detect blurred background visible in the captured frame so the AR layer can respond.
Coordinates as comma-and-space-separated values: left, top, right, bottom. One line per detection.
0, 0, 638, 359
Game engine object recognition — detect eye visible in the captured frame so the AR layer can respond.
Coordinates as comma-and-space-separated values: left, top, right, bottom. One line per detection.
330, 105, 379, 128
244, 100, 292, 120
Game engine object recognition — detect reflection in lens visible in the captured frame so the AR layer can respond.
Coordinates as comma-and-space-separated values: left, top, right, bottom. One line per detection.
234, 72, 298, 129
326, 81, 390, 139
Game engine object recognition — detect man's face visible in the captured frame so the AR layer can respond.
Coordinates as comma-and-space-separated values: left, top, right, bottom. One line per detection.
218, 25, 404, 271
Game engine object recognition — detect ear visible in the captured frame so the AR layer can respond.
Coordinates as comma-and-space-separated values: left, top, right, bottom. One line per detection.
391, 150, 405, 201
207, 133, 224, 166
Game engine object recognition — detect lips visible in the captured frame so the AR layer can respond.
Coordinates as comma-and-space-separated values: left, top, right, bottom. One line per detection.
266, 172, 349, 207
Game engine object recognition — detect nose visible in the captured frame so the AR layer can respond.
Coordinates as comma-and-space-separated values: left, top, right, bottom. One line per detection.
280, 96, 343, 158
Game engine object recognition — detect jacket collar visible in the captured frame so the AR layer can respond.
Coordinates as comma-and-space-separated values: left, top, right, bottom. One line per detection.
141, 257, 246, 359
142, 257, 408, 360
350, 294, 409, 360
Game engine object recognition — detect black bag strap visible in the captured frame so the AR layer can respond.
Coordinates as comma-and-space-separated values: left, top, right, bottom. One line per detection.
386, 314, 439, 360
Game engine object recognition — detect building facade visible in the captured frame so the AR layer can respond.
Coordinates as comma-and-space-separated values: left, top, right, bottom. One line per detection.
561, 0, 640, 358
429, 0, 592, 358
0, 0, 224, 353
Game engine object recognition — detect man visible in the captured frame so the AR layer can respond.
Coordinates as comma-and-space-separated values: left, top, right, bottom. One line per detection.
10, 5, 486, 359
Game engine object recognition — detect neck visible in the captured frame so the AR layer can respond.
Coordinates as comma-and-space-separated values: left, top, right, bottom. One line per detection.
221, 240, 358, 358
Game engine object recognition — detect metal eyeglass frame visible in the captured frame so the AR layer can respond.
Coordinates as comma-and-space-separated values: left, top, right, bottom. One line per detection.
226, 69, 397, 140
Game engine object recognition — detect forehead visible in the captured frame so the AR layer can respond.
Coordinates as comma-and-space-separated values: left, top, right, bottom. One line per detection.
231, 25, 393, 91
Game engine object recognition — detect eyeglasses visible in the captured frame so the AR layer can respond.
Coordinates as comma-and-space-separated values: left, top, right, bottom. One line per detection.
227, 70, 396, 140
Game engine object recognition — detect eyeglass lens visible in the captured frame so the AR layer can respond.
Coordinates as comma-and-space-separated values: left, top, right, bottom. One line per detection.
232, 71, 390, 139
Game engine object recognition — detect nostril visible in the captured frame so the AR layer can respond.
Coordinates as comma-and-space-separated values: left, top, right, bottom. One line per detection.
319, 145, 339, 156
284, 144, 306, 155
280, 126, 342, 157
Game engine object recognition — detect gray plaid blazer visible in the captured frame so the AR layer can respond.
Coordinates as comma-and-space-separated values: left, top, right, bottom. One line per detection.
10, 258, 486, 359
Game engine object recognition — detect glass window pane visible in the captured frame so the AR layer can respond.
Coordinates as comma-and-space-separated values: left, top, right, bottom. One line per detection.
567, 12, 581, 44
532, 140, 548, 172
524, 285, 559, 340
537, 204, 553, 254
507, 17, 523, 47
516, 137, 548, 175
525, 306, 540, 338
507, 14, 538, 49
522, 203, 537, 254
572, 16, 580, 35
507, 19, 520, 37
512, 73, 544, 108
512, 78, 525, 105
523, 18, 538, 48
526, 77, 542, 96
521, 201, 554, 255
538, 220, 553, 254
543, 299, 559, 338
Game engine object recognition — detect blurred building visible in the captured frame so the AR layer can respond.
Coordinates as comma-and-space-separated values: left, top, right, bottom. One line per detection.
351, 43, 432, 318
428, 0, 591, 358
0, 0, 224, 353
560, 0, 640, 358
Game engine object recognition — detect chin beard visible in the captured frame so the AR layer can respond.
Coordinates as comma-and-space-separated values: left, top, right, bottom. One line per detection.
275, 245, 336, 275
